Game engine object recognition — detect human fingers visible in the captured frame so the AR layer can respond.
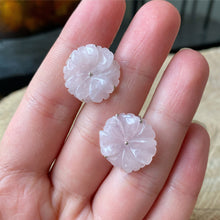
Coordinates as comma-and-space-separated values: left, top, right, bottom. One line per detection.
91, 49, 209, 219
0, 0, 125, 173
145, 123, 210, 220
51, 0, 180, 215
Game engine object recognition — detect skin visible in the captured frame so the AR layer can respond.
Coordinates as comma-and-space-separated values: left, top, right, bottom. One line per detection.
0, 0, 210, 219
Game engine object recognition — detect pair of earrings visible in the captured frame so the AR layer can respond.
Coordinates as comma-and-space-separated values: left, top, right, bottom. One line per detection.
63, 44, 157, 173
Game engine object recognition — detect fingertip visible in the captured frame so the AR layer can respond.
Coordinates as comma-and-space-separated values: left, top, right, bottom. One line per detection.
188, 122, 210, 152
177, 48, 209, 79
139, 0, 181, 31
61, 0, 126, 47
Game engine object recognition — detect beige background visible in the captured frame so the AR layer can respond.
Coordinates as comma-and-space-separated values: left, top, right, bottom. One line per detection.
0, 47, 220, 219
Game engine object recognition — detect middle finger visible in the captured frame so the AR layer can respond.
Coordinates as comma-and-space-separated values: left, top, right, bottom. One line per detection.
51, 0, 180, 208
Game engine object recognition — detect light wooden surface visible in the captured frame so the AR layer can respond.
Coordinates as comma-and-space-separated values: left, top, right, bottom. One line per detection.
0, 47, 220, 219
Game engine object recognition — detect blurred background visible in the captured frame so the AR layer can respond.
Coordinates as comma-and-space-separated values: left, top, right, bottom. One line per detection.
0, 0, 220, 99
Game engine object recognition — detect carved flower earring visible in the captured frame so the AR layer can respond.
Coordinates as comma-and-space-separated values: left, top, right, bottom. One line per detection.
63, 45, 157, 173
63, 44, 120, 103
99, 113, 157, 173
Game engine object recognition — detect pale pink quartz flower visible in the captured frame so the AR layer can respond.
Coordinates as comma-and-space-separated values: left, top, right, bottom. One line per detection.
99, 113, 157, 173
63, 44, 120, 103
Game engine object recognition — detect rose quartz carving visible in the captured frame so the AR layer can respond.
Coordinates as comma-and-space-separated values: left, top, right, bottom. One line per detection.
63, 44, 120, 103
99, 113, 157, 173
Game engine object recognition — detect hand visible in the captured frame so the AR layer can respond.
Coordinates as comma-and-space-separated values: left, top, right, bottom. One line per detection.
0, 0, 210, 219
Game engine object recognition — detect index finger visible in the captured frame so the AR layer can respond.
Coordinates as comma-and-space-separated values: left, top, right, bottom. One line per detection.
0, 0, 126, 173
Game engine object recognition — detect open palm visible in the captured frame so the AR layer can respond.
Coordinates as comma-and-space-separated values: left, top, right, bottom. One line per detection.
0, 0, 209, 219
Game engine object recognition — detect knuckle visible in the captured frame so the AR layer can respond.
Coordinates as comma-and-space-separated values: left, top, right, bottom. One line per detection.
24, 89, 71, 122
75, 114, 103, 149
119, 59, 155, 83
148, 107, 189, 129
168, 179, 200, 201
125, 170, 161, 200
